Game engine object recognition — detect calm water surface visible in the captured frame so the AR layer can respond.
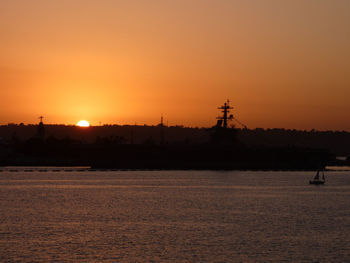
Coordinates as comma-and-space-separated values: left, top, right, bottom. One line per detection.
0, 170, 350, 262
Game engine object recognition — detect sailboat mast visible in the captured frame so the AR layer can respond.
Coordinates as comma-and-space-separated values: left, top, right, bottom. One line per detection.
315, 170, 319, 180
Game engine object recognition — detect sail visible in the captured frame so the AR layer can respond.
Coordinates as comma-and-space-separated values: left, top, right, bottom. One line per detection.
310, 169, 326, 184
314, 170, 320, 180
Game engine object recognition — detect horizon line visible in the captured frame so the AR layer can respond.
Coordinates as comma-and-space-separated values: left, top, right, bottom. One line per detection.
1, 122, 349, 133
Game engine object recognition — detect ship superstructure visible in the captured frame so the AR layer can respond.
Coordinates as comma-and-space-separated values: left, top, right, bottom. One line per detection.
216, 100, 234, 129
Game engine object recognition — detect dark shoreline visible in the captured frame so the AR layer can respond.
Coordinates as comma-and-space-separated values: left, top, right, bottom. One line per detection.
1, 166, 349, 172
0, 134, 335, 171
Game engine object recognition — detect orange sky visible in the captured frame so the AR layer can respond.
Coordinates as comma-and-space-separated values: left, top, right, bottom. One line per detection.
1, 0, 349, 130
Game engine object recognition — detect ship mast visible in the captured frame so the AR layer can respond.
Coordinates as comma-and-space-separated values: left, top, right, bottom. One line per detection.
217, 100, 233, 128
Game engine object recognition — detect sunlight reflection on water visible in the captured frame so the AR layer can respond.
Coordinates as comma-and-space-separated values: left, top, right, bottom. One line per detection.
0, 170, 350, 262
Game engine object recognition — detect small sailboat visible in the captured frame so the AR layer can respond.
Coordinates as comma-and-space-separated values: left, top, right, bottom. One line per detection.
309, 169, 325, 185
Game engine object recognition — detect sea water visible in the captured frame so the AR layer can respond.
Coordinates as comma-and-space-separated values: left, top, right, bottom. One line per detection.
0, 170, 349, 262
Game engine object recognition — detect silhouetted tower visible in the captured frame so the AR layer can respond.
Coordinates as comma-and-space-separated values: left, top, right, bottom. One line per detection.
36, 116, 45, 140
217, 100, 233, 128
160, 114, 165, 145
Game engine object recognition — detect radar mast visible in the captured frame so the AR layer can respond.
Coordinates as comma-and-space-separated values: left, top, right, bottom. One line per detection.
216, 100, 234, 128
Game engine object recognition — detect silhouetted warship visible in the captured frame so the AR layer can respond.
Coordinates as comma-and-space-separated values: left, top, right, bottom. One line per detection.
91, 100, 329, 170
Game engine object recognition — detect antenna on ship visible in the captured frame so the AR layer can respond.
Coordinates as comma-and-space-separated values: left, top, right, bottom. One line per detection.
216, 100, 248, 129
217, 100, 233, 128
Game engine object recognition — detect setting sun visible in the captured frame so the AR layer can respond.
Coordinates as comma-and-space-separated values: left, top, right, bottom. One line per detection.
76, 120, 90, 127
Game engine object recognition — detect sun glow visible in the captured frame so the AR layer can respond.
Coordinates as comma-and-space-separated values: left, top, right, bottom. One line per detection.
77, 120, 90, 127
